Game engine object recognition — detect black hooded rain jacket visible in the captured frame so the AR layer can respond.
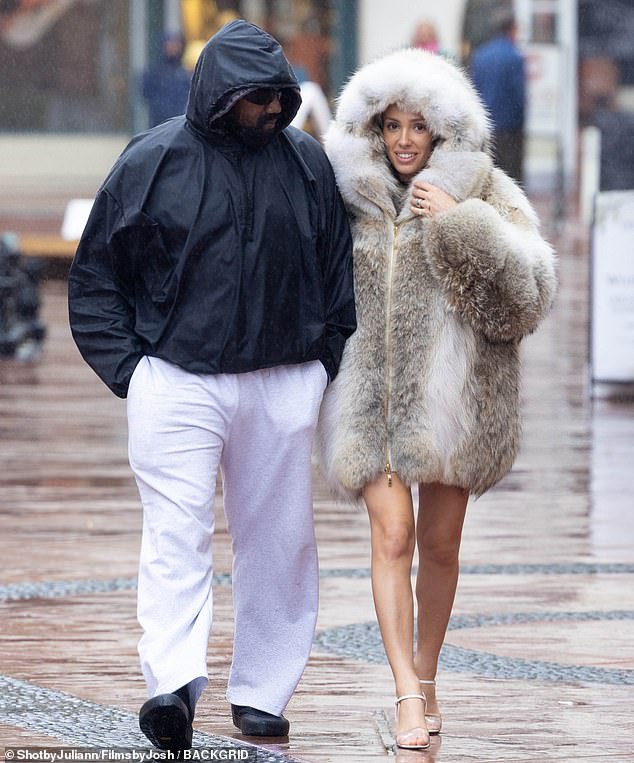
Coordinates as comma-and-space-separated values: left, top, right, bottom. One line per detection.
68, 20, 356, 398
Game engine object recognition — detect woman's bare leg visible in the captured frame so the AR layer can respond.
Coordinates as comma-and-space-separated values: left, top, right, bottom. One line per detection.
363, 474, 428, 744
414, 482, 469, 716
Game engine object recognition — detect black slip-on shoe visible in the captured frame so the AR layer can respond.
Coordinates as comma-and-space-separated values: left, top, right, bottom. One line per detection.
139, 693, 193, 751
231, 703, 290, 736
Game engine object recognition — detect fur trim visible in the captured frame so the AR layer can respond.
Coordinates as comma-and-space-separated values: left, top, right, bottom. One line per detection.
333, 48, 490, 152
325, 49, 492, 218
426, 197, 557, 341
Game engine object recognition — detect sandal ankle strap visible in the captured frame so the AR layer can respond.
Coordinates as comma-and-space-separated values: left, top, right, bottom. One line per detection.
395, 693, 426, 707
419, 679, 436, 686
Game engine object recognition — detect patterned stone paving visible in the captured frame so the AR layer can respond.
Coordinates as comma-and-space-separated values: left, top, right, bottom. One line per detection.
2, 208, 634, 762
314, 611, 634, 683
4, 562, 634, 603
0, 678, 300, 762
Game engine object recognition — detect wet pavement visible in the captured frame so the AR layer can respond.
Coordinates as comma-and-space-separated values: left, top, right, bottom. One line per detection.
1, 205, 634, 762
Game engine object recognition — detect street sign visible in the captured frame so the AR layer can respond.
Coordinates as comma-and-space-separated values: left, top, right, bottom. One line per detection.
590, 191, 634, 386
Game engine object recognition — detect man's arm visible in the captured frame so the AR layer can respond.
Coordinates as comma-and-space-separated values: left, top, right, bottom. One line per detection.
68, 190, 144, 398
318, 178, 356, 382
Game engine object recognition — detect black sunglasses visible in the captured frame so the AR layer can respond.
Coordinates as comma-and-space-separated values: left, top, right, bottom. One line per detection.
243, 88, 283, 105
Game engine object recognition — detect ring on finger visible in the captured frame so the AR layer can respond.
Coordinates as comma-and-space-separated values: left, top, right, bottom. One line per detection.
416, 198, 423, 208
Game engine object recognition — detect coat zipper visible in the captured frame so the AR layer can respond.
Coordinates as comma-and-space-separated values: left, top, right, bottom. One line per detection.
384, 222, 399, 487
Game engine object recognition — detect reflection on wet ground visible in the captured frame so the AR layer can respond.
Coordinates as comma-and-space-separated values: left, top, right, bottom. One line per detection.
1, 208, 633, 761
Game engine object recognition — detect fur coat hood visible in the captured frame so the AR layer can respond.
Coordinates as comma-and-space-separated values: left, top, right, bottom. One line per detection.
324, 47, 495, 221
316, 48, 557, 501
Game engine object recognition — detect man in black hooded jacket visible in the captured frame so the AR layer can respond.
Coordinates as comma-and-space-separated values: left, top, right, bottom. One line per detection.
68, 20, 355, 750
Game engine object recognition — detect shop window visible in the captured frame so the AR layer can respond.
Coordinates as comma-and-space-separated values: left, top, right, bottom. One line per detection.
0, 0, 129, 132
180, 0, 334, 95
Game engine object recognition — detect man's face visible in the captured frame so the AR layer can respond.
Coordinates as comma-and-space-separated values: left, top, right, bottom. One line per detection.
231, 89, 283, 131
163, 36, 184, 62
225, 88, 285, 149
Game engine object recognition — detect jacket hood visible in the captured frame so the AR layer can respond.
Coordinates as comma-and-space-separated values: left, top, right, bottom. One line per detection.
325, 48, 493, 217
186, 19, 301, 134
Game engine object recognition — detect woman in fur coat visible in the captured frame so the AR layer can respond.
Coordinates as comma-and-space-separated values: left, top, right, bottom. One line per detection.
316, 48, 557, 750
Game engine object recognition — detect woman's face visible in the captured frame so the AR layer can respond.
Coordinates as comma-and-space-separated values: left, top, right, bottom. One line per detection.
382, 105, 434, 182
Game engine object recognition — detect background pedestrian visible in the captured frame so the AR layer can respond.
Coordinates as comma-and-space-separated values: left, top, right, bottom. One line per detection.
470, 11, 526, 183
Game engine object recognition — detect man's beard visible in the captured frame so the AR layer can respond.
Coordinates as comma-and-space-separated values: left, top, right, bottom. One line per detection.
224, 113, 281, 149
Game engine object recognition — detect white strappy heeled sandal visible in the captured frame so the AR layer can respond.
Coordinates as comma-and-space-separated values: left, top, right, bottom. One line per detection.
394, 693, 430, 750
419, 679, 442, 734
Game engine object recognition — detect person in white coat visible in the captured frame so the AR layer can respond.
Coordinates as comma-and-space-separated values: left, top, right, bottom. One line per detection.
291, 77, 332, 140
317, 48, 557, 750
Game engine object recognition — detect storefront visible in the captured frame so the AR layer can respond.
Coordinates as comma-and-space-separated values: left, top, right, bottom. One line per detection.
3, 0, 617, 201
0, 0, 357, 135
0, 0, 130, 133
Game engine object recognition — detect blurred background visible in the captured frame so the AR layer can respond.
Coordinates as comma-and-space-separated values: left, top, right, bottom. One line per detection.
0, 0, 632, 248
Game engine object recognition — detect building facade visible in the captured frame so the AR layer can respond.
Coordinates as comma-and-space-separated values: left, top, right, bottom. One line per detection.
0, 0, 631, 217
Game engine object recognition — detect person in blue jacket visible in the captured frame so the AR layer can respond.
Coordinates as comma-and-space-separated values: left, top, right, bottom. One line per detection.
142, 32, 191, 127
68, 19, 355, 751
471, 11, 526, 183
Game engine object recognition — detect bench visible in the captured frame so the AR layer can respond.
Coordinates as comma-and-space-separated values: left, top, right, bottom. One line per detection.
18, 198, 93, 260
19, 234, 78, 259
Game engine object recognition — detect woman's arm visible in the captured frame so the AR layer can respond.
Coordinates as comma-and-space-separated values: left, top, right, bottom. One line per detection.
422, 170, 557, 342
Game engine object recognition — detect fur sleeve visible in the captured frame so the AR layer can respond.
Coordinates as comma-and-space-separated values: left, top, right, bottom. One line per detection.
425, 173, 557, 342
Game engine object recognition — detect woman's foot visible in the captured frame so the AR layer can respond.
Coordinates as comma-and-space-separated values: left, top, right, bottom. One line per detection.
394, 694, 430, 750
419, 679, 442, 734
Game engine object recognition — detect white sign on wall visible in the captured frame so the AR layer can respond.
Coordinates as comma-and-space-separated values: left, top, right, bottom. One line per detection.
591, 191, 634, 384
525, 43, 561, 138
61, 198, 94, 241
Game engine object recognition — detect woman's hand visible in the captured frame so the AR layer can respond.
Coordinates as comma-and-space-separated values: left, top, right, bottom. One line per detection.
410, 181, 457, 219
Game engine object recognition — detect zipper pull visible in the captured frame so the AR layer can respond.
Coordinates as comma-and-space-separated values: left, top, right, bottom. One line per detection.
384, 462, 393, 487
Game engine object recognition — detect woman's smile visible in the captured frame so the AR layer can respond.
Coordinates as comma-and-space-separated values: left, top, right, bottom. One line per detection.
382, 105, 434, 182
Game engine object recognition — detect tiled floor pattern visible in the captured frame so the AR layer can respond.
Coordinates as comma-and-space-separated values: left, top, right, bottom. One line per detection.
2, 213, 634, 761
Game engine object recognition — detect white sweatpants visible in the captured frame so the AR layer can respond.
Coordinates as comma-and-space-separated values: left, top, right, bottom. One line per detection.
127, 356, 328, 716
